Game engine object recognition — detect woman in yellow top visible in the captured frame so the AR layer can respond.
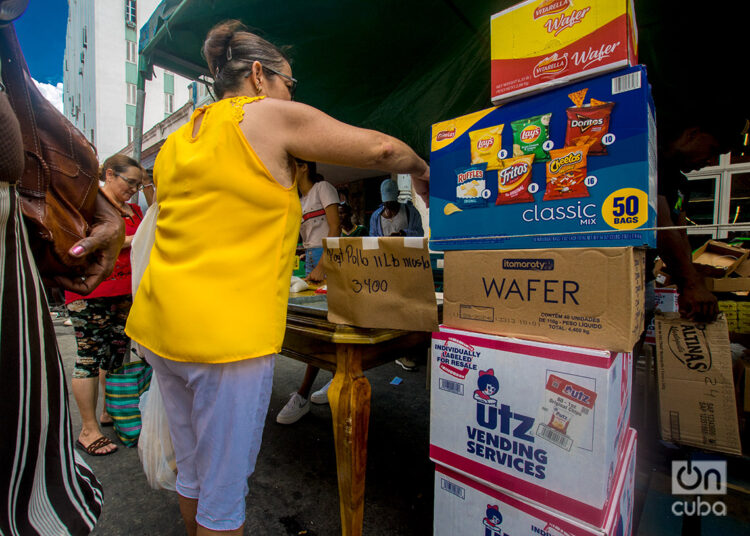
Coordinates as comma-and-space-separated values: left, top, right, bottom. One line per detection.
125, 20, 429, 536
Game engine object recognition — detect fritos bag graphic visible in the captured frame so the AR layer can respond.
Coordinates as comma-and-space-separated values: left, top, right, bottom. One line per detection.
565, 102, 615, 155
543, 145, 590, 201
496, 155, 535, 205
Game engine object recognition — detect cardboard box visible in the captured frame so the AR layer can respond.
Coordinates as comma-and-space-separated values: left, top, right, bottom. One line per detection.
490, 0, 638, 104
644, 287, 679, 345
692, 240, 748, 277
704, 277, 750, 293
433, 430, 637, 536
430, 327, 632, 526
430, 66, 656, 251
443, 247, 644, 352
655, 312, 742, 455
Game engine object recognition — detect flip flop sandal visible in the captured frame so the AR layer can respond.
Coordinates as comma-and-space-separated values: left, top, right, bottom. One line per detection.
76, 436, 117, 456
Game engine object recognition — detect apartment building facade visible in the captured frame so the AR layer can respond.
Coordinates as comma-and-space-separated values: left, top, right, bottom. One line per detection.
63, 0, 190, 160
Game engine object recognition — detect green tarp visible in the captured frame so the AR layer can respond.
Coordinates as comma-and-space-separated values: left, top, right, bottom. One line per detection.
137, 1, 749, 160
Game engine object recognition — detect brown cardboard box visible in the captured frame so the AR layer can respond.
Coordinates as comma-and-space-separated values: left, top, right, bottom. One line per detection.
443, 247, 644, 352
692, 240, 748, 277
704, 277, 750, 293
655, 313, 742, 455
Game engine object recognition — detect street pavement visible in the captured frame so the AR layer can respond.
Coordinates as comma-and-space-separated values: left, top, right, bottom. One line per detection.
54, 317, 433, 536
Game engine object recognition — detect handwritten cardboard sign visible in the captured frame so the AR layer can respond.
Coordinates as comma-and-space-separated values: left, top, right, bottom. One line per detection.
322, 237, 438, 331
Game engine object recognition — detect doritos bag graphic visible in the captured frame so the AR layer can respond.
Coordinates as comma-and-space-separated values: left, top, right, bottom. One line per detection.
565, 102, 615, 155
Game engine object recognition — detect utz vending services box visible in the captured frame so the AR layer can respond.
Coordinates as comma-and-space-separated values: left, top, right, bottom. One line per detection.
443, 247, 645, 352
430, 327, 632, 526
433, 429, 637, 536
491, 0, 637, 104
430, 65, 655, 251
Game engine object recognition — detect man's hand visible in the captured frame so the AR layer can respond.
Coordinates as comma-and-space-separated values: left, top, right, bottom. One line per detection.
305, 263, 326, 284
411, 167, 430, 208
54, 192, 125, 294
678, 280, 719, 322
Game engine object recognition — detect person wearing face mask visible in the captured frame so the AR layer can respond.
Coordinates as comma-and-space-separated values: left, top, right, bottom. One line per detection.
124, 20, 429, 536
65, 154, 146, 457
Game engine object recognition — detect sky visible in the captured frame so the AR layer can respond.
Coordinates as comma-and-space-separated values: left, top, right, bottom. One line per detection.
11, 0, 69, 112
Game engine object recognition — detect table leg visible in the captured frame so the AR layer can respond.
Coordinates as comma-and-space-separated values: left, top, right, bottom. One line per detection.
328, 343, 371, 536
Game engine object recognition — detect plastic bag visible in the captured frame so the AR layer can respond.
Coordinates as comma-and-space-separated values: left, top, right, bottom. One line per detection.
138, 373, 177, 490
130, 202, 158, 357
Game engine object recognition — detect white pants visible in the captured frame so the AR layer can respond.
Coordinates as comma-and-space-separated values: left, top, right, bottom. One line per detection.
144, 348, 274, 531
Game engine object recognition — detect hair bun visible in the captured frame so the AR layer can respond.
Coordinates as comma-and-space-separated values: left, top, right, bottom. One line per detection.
203, 20, 246, 76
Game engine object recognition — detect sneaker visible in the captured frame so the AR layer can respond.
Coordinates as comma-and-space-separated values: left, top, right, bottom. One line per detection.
276, 392, 310, 424
310, 379, 332, 405
395, 357, 417, 371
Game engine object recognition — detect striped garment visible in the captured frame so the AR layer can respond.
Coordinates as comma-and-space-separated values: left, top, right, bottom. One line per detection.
0, 183, 103, 535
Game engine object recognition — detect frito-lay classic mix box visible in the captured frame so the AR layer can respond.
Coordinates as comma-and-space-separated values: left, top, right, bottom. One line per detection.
434, 430, 637, 536
429, 65, 655, 251
490, 0, 637, 103
430, 327, 632, 526
655, 313, 742, 456
443, 247, 644, 352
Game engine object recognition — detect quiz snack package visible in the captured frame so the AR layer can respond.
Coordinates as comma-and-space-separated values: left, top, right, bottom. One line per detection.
429, 65, 655, 251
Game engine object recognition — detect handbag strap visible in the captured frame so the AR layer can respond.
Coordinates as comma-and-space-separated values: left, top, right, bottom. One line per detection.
0, 24, 45, 199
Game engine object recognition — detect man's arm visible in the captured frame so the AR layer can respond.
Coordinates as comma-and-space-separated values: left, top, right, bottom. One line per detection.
656, 194, 718, 321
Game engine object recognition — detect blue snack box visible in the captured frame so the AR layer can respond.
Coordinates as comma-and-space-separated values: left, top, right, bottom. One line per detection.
429, 65, 656, 251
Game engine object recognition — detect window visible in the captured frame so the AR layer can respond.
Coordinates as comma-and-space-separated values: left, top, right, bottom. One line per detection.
165, 93, 174, 114
126, 83, 137, 105
125, 0, 136, 26
127, 126, 135, 144
686, 148, 750, 244
126, 40, 137, 63
82, 26, 87, 48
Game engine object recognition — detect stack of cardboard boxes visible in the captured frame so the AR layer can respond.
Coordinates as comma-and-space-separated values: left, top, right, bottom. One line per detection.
428, 1, 649, 534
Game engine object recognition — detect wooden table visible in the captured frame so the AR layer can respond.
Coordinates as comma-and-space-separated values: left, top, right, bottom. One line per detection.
281, 293, 431, 536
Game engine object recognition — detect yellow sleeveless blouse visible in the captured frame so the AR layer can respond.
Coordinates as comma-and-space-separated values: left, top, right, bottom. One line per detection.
125, 96, 302, 363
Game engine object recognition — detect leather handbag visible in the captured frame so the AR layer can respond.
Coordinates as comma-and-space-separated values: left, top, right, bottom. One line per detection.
0, 24, 99, 278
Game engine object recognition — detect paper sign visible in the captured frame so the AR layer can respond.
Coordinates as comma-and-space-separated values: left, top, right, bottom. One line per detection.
322, 237, 438, 331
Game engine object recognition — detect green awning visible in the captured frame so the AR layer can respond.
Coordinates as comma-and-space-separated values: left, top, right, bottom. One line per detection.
137, 1, 749, 160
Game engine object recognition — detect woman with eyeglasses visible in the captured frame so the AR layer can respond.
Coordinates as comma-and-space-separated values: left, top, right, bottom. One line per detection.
66, 154, 145, 457
125, 19, 429, 536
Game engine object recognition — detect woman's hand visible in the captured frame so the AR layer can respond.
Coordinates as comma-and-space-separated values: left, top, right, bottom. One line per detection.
411, 166, 430, 208
54, 192, 125, 294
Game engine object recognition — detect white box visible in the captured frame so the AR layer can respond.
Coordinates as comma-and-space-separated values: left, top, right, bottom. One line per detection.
430, 327, 632, 526
433, 429, 637, 536
644, 286, 679, 344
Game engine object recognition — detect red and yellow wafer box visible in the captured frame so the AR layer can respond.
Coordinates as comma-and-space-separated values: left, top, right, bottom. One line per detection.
491, 0, 638, 104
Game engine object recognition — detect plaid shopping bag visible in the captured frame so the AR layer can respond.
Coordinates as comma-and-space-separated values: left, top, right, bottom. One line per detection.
105, 360, 153, 447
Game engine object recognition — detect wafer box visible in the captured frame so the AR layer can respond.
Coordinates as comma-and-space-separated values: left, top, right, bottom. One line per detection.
491, 0, 637, 103
430, 327, 632, 526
